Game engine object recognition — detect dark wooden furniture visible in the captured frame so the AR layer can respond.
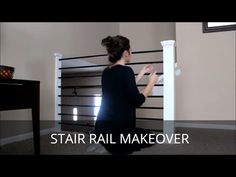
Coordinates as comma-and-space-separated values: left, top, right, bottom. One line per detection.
0, 78, 40, 155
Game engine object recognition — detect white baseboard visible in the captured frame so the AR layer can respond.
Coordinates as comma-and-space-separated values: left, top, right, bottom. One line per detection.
0, 126, 60, 146
175, 122, 236, 130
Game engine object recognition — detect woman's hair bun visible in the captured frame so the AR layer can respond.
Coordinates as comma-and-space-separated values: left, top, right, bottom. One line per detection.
101, 35, 130, 63
101, 36, 118, 53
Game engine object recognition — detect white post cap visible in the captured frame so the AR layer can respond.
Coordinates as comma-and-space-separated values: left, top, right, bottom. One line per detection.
161, 40, 175, 47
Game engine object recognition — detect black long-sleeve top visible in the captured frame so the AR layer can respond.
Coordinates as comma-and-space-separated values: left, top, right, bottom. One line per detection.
95, 64, 146, 132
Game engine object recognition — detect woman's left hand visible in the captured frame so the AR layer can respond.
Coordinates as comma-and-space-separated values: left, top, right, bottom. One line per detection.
142, 64, 154, 74
136, 64, 155, 83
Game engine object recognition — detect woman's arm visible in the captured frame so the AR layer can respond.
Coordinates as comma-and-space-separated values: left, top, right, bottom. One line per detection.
141, 71, 158, 98
125, 67, 158, 107
125, 68, 146, 107
135, 69, 145, 83
136, 64, 154, 83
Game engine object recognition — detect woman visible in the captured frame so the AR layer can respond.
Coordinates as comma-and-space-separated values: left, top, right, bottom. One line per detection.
95, 35, 158, 154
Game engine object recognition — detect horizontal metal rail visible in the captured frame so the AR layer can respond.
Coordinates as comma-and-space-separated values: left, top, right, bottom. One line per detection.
59, 49, 163, 61
59, 84, 163, 89
59, 61, 163, 70
58, 94, 163, 98
58, 104, 163, 109
59, 113, 96, 117
59, 72, 163, 79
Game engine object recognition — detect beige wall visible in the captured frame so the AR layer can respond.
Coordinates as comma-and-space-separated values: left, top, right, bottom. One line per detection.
0, 22, 119, 121
175, 23, 235, 120
119, 22, 175, 50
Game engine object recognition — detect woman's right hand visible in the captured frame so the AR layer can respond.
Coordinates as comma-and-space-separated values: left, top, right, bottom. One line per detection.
148, 71, 158, 85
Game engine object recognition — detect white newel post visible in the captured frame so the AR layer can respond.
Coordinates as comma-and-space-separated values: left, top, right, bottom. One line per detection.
54, 53, 63, 122
161, 40, 176, 140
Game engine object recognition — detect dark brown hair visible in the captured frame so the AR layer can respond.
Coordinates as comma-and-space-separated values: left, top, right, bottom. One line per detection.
101, 35, 130, 63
